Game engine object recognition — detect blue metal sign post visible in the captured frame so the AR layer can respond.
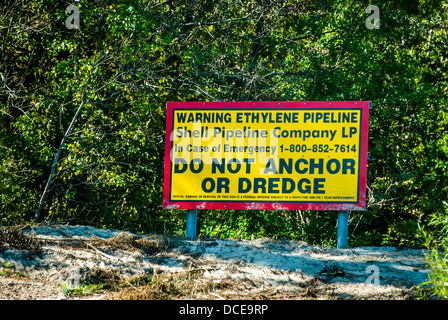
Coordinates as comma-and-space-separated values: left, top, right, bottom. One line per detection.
337, 211, 349, 249
186, 209, 198, 238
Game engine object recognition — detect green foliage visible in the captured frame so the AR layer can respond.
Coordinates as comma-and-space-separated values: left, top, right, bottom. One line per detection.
418, 202, 448, 299
0, 0, 447, 250
199, 209, 337, 245
59, 281, 105, 297
420, 249, 448, 300
381, 219, 420, 247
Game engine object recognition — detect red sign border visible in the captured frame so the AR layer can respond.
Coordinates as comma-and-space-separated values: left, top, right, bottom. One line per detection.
163, 101, 369, 211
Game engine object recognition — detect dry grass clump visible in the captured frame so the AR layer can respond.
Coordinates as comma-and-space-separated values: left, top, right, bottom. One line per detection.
79, 268, 123, 290
90, 233, 170, 256
0, 227, 42, 255
110, 271, 308, 300
112, 270, 233, 300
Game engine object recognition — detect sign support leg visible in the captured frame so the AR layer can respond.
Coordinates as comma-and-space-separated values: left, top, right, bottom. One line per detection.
186, 209, 197, 238
337, 211, 349, 249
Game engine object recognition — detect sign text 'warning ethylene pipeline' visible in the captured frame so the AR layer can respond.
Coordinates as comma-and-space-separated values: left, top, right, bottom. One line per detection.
163, 101, 369, 211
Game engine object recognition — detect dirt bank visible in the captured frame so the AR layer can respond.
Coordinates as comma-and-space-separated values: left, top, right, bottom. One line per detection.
0, 224, 431, 300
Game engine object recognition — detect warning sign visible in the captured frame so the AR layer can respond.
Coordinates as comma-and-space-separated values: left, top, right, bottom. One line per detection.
163, 101, 369, 211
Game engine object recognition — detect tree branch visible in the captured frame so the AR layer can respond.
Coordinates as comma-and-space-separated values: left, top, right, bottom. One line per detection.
33, 51, 109, 223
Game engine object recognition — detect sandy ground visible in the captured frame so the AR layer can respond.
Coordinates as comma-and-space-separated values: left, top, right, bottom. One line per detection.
0, 224, 431, 300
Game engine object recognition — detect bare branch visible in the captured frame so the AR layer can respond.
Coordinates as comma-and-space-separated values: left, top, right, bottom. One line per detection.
34, 52, 109, 223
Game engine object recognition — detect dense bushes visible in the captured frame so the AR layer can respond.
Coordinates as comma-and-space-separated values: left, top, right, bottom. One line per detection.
418, 202, 448, 299
1, 1, 447, 250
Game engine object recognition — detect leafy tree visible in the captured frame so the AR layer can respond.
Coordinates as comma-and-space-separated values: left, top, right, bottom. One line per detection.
1, 0, 447, 250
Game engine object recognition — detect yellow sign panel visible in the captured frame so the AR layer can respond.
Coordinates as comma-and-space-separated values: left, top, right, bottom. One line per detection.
163, 101, 369, 211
